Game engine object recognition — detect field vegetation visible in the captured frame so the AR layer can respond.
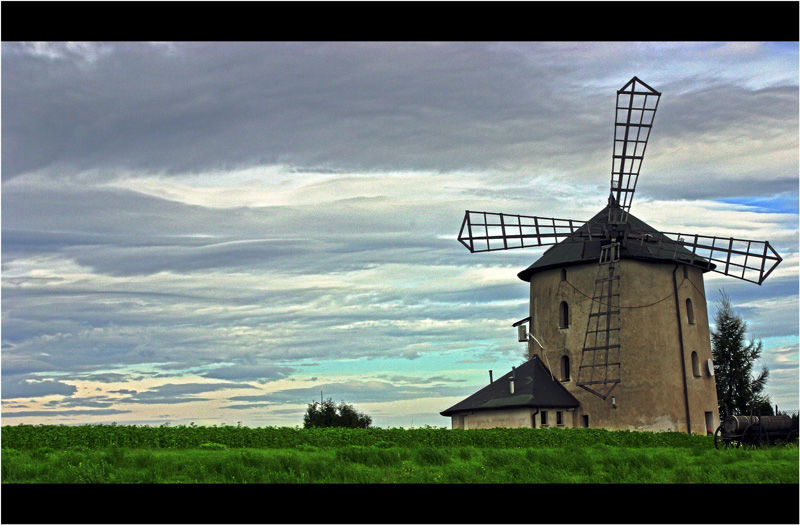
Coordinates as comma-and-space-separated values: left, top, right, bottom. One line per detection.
2, 424, 797, 484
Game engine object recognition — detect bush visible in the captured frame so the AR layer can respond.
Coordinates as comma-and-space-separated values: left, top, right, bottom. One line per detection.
198, 442, 228, 450
303, 398, 372, 429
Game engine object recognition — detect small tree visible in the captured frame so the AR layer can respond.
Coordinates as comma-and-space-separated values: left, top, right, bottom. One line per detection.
303, 398, 372, 429
711, 290, 771, 419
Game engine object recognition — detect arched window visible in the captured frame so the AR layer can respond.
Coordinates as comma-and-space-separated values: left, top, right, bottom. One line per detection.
561, 355, 571, 381
559, 301, 569, 329
560, 268, 567, 282
691, 351, 700, 377
686, 298, 695, 325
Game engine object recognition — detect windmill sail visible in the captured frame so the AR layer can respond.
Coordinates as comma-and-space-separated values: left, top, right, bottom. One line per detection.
642, 231, 783, 285
609, 77, 661, 224
458, 211, 588, 253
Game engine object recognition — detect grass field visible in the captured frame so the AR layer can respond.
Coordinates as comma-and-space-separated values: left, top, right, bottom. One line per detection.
2, 440, 798, 484
2, 424, 798, 484
2, 424, 798, 524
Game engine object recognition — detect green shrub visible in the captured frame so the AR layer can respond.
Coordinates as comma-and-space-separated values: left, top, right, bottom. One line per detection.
198, 442, 228, 450
1, 424, 714, 451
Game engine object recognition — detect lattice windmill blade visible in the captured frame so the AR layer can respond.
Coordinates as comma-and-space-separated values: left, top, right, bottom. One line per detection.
457, 210, 592, 253
609, 77, 661, 224
641, 231, 784, 285
576, 242, 622, 399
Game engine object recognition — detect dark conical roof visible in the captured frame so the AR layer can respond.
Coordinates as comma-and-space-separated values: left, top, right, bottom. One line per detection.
439, 355, 579, 416
517, 202, 715, 282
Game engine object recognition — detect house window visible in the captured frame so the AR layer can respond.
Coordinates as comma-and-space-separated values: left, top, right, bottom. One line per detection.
540, 411, 548, 427
556, 411, 563, 426
559, 302, 569, 329
691, 351, 700, 377
686, 298, 695, 325
561, 355, 570, 381
560, 268, 567, 282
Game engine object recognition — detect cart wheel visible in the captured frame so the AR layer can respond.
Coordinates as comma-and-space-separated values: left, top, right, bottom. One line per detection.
713, 425, 732, 450
786, 429, 798, 444
742, 424, 766, 449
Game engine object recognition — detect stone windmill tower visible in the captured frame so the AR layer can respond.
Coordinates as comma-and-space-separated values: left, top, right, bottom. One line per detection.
456, 77, 782, 434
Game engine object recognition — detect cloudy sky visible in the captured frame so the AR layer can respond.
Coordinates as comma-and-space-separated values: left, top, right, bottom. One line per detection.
2, 41, 798, 428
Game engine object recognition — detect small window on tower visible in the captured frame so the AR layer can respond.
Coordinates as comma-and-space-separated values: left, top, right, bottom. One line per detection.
559, 301, 569, 329
561, 355, 570, 381
561, 268, 567, 282
691, 351, 700, 377
686, 298, 695, 325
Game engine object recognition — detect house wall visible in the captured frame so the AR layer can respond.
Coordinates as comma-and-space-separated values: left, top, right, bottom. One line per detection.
449, 407, 575, 429
527, 260, 719, 434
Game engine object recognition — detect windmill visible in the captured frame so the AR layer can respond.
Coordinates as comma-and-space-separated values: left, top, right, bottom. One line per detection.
456, 77, 783, 404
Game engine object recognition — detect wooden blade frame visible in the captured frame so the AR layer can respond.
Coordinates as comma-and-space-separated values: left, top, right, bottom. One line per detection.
639, 231, 782, 285
609, 77, 661, 224
457, 210, 587, 253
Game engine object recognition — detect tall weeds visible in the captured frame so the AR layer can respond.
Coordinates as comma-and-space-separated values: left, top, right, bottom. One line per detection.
2, 425, 797, 484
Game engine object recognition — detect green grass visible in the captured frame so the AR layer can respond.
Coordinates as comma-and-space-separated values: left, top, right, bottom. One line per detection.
1, 425, 797, 484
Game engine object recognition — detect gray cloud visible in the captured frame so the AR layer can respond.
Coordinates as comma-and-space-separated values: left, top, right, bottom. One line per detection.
227, 379, 477, 407
1, 409, 131, 418
114, 382, 258, 405
200, 363, 295, 383
1, 376, 77, 399
3, 43, 796, 199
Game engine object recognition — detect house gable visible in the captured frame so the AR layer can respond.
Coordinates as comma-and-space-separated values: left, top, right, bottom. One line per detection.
440, 355, 579, 417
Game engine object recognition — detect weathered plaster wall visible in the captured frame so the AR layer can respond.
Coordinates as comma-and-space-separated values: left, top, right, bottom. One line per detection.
449, 407, 575, 429
526, 260, 719, 434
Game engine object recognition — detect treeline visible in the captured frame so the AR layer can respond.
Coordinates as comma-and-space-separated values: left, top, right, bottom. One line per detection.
2, 424, 713, 451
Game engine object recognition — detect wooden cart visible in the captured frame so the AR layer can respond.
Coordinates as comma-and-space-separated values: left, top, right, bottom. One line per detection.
714, 414, 798, 450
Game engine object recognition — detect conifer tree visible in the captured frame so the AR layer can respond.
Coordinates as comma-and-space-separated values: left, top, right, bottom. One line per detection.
711, 290, 771, 418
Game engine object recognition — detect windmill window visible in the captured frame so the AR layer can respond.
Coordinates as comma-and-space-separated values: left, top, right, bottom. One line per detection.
560, 268, 567, 282
683, 266, 689, 279
559, 302, 569, 329
685, 298, 695, 325
691, 351, 700, 377
561, 355, 570, 381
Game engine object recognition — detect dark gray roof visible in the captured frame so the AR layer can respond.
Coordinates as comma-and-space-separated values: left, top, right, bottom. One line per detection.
517, 202, 715, 282
440, 355, 579, 416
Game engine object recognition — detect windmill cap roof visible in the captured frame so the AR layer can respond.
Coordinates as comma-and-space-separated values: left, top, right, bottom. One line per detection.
439, 355, 579, 416
517, 203, 716, 282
